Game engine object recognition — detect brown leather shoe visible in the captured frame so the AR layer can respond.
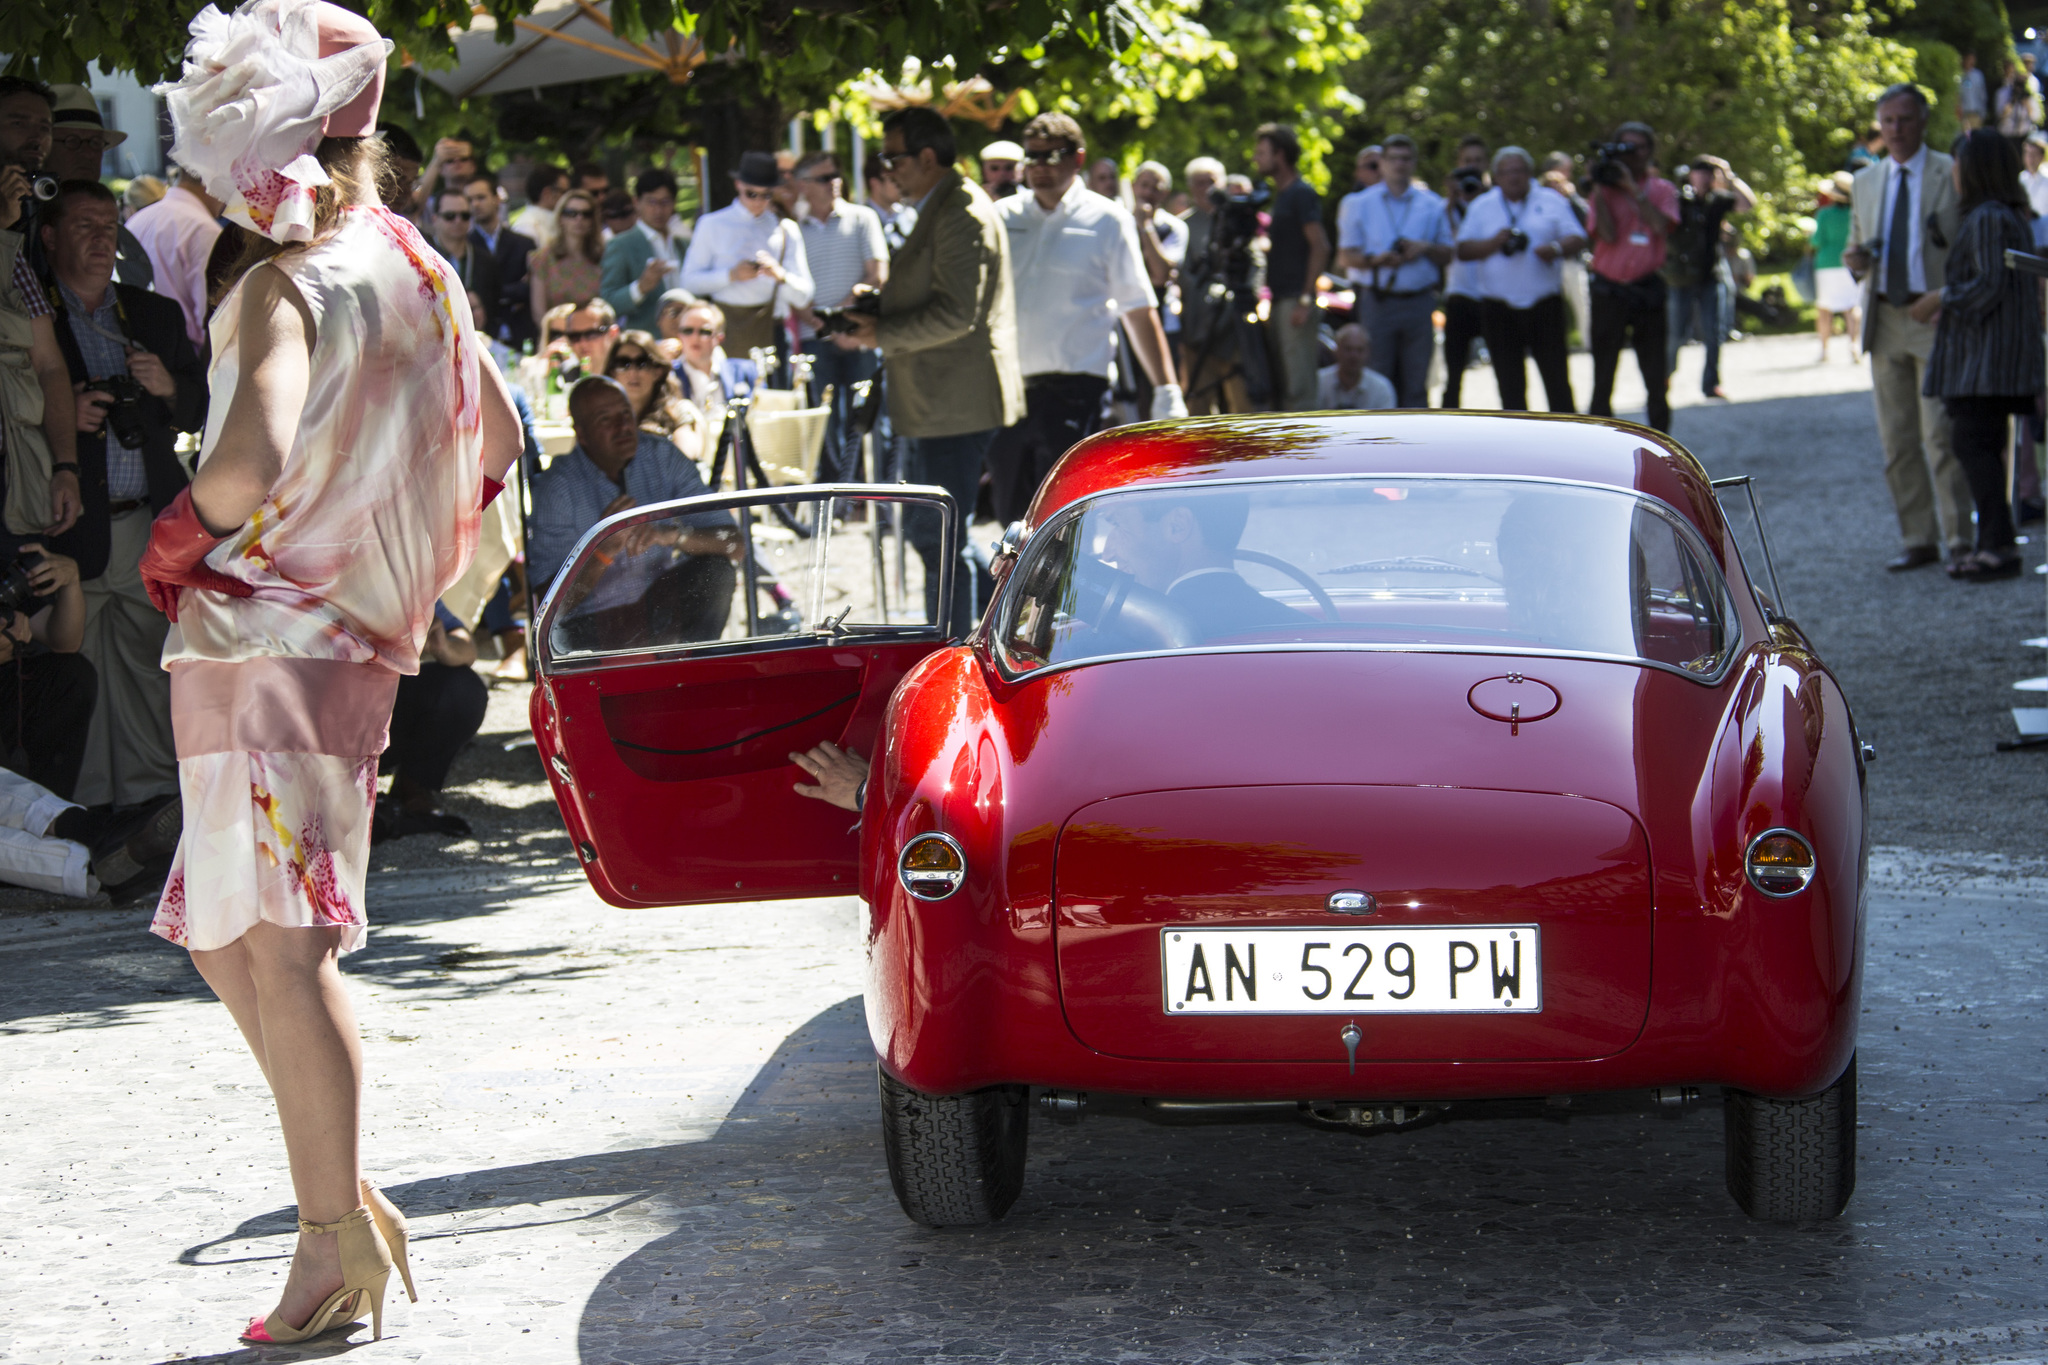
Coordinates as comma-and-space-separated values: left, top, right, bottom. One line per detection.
1885, 546, 1941, 571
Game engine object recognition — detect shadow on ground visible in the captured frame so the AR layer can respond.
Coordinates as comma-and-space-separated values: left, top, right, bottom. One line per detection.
174, 955, 2048, 1365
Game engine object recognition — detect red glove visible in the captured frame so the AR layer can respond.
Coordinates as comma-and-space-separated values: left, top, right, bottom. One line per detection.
481, 475, 505, 510
140, 488, 254, 623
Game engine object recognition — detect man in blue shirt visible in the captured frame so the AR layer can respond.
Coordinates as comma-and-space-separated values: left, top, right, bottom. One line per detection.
528, 377, 739, 653
1335, 134, 1454, 407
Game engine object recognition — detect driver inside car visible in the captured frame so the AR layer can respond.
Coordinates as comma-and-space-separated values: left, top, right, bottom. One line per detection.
1096, 490, 1305, 642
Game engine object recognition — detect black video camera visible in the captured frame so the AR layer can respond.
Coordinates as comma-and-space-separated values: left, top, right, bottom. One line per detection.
1500, 228, 1531, 257
812, 289, 880, 338
1589, 141, 1637, 188
0, 545, 47, 619
87, 374, 147, 450
1198, 184, 1270, 290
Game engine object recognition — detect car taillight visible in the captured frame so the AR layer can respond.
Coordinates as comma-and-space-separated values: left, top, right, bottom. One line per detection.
898, 833, 966, 900
1745, 829, 1816, 897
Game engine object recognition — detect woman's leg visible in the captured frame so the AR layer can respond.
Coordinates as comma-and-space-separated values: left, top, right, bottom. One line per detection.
1945, 396, 2017, 556
193, 920, 361, 1329
1817, 305, 1833, 359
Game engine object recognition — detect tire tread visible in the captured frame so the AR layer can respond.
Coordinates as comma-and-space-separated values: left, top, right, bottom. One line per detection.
878, 1066, 1028, 1228
1724, 1055, 1856, 1222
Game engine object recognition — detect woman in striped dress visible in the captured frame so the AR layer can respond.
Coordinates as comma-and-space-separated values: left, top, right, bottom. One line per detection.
1916, 129, 2043, 581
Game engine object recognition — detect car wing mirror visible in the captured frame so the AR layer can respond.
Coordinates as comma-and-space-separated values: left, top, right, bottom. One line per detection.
1710, 475, 1789, 627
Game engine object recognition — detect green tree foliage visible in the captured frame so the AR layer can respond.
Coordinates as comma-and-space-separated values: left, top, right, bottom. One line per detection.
988, 0, 1369, 187
1333, 0, 1917, 253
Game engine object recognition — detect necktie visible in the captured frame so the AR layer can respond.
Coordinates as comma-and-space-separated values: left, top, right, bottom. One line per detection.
1885, 166, 1913, 306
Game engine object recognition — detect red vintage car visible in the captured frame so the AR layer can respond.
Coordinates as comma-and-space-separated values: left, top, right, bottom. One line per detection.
530, 412, 1867, 1230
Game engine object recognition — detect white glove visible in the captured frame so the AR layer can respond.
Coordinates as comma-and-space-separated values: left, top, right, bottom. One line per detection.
1150, 382, 1188, 420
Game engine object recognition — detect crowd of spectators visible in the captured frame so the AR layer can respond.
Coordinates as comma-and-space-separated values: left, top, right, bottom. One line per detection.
4, 55, 2046, 902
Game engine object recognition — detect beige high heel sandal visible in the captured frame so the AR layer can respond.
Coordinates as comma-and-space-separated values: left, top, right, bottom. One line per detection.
361, 1178, 418, 1303
240, 1206, 394, 1344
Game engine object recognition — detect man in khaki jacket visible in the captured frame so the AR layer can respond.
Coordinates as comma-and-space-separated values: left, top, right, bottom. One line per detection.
1845, 83, 1969, 570
841, 106, 1022, 626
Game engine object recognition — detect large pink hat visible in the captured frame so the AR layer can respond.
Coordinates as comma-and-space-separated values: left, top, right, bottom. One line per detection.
155, 0, 394, 241
316, 3, 385, 137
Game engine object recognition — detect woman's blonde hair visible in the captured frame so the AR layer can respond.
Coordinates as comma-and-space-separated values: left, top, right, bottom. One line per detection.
549, 188, 604, 265
212, 135, 390, 305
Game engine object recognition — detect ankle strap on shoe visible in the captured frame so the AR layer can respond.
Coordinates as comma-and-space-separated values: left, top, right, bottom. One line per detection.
297, 1207, 370, 1236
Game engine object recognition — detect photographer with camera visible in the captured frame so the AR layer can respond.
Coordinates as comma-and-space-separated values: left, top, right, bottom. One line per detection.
0, 530, 93, 802
1664, 154, 1754, 401
1335, 134, 1454, 408
1, 77, 85, 547
795, 150, 887, 481
41, 180, 203, 817
1456, 147, 1585, 412
1440, 138, 1490, 408
1586, 122, 1678, 432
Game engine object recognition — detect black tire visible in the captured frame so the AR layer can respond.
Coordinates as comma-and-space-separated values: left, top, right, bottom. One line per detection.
1724, 1055, 1857, 1222
877, 1065, 1028, 1227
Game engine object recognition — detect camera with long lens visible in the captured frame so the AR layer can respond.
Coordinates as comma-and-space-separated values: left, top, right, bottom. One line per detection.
810, 288, 880, 338
1450, 166, 1485, 200
1500, 227, 1531, 257
1199, 184, 1270, 291
0, 547, 46, 618
1589, 141, 1637, 188
88, 374, 147, 449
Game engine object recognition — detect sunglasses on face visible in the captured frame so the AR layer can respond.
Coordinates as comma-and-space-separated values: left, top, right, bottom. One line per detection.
438, 210, 472, 221
674, 326, 718, 338
610, 354, 660, 371
558, 207, 593, 219
564, 327, 610, 342
737, 186, 774, 202
1022, 147, 1076, 166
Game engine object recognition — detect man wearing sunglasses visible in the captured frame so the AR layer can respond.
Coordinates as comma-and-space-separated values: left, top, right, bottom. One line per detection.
833, 106, 1022, 626
793, 150, 887, 480
428, 188, 499, 337
985, 112, 1184, 524
679, 150, 814, 357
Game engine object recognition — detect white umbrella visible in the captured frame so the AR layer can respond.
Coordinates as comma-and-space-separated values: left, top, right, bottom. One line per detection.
417, 0, 707, 100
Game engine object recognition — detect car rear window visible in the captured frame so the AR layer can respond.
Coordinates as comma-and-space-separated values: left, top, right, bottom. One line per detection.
996, 477, 1737, 678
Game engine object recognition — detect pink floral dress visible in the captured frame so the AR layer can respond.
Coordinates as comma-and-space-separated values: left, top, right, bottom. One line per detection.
152, 206, 483, 955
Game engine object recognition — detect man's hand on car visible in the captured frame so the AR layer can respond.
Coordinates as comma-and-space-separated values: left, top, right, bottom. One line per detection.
790, 741, 867, 811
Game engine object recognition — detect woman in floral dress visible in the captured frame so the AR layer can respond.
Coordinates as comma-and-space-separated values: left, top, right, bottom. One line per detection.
141, 0, 522, 1343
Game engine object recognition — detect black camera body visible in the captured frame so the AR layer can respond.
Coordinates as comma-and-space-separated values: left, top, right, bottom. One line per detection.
1450, 166, 1486, 200
1199, 184, 1270, 290
0, 546, 46, 619
1501, 228, 1531, 257
1589, 141, 1637, 188
90, 373, 147, 450
811, 289, 880, 338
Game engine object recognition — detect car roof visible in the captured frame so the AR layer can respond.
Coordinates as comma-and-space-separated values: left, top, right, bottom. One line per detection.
1028, 412, 1729, 543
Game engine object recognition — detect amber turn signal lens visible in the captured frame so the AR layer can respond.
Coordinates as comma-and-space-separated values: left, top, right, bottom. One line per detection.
898, 832, 966, 901
1745, 829, 1816, 898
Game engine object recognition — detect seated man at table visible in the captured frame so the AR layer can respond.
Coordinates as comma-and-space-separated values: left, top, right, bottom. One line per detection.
529, 376, 740, 653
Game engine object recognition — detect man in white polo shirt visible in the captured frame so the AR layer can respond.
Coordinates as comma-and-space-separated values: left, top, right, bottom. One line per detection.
793, 149, 886, 480
1455, 145, 1585, 412
988, 112, 1185, 524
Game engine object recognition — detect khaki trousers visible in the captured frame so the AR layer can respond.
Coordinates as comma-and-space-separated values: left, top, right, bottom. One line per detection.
1866, 301, 1972, 554
74, 506, 178, 807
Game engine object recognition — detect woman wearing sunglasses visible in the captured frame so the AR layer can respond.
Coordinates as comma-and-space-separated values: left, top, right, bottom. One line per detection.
606, 329, 700, 458
529, 188, 604, 331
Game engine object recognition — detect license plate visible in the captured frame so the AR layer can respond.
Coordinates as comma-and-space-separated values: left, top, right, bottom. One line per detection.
1161, 926, 1541, 1015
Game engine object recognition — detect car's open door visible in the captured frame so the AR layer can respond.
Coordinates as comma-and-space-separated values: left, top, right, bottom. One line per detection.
532, 483, 959, 906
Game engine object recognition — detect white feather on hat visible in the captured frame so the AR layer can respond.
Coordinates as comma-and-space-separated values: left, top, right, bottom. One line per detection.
153, 0, 391, 244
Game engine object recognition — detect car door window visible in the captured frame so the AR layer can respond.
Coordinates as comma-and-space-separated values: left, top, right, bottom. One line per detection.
543, 487, 951, 665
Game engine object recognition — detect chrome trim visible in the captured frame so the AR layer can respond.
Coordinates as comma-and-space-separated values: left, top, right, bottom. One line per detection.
985, 473, 1747, 690
897, 831, 967, 901
1743, 827, 1817, 898
1326, 889, 1377, 915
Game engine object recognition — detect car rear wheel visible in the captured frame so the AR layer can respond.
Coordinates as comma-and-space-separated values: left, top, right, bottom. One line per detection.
1723, 1055, 1856, 1222
878, 1065, 1028, 1227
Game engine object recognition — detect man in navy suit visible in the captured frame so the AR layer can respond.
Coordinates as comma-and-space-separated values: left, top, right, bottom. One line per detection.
465, 167, 536, 349
1099, 489, 1303, 641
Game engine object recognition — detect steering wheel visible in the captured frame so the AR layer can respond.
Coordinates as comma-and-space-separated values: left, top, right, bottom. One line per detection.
1072, 559, 1199, 651
1236, 549, 1339, 621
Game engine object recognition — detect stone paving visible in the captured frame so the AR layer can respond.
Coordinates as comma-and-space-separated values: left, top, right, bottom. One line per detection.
1, 854, 2045, 1365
